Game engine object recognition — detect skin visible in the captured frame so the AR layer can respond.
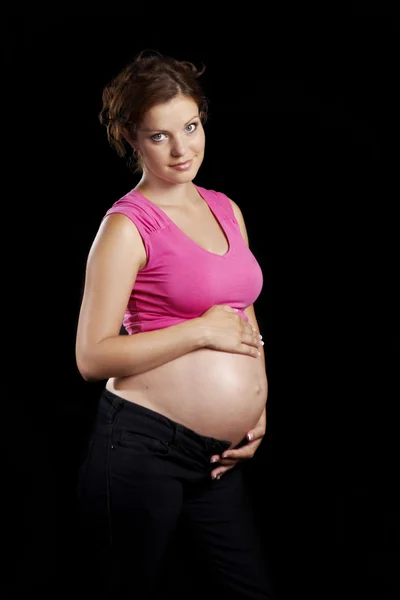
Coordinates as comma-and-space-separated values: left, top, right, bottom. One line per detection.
107, 94, 268, 478
209, 203, 268, 479
131, 94, 206, 206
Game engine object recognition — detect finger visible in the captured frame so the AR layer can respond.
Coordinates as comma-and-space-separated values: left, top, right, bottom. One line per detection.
243, 332, 263, 349
221, 450, 254, 462
246, 424, 265, 442
221, 448, 247, 459
210, 454, 237, 467
218, 456, 239, 466
211, 464, 235, 480
221, 443, 259, 460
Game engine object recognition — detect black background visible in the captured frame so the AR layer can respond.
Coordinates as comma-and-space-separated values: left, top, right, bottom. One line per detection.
3, 6, 399, 599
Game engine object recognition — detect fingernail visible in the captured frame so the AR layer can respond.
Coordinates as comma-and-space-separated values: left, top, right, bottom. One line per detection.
247, 432, 253, 441
210, 457, 218, 463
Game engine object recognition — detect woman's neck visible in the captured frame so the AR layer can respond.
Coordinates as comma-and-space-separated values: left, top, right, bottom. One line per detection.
134, 178, 199, 207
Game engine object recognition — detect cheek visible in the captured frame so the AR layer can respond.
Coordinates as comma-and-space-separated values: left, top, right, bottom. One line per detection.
192, 132, 205, 153
145, 148, 167, 167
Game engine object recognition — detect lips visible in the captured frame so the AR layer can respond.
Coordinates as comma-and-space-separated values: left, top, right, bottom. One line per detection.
169, 160, 192, 170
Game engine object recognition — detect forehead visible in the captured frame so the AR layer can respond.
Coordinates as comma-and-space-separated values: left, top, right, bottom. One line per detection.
141, 95, 199, 130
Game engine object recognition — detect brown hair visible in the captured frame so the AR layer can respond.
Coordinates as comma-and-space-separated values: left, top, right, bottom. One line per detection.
99, 49, 209, 172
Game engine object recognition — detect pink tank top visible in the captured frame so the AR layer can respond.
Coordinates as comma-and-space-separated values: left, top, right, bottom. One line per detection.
104, 185, 263, 334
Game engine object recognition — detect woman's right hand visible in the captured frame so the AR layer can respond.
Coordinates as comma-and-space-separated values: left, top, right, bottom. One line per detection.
198, 305, 263, 358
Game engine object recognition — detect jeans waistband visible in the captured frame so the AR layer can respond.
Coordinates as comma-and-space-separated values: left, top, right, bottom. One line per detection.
99, 387, 232, 454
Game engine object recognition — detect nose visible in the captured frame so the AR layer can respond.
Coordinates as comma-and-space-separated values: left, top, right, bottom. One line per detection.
170, 135, 187, 157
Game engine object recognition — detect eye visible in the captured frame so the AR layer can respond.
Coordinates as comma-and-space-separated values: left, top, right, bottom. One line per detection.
185, 123, 197, 133
151, 133, 166, 142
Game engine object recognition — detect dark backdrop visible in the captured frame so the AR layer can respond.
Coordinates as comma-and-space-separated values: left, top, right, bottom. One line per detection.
3, 8, 399, 600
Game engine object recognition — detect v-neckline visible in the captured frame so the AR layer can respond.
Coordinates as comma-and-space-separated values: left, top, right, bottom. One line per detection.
133, 185, 232, 258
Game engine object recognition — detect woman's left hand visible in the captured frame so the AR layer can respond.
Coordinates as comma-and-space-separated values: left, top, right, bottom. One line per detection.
210, 408, 267, 480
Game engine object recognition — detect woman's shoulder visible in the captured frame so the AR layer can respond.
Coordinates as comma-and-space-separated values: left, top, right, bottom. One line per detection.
197, 185, 237, 220
103, 189, 169, 236
195, 185, 236, 219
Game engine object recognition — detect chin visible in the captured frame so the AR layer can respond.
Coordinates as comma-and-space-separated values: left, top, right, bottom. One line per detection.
170, 168, 200, 184
176, 172, 197, 183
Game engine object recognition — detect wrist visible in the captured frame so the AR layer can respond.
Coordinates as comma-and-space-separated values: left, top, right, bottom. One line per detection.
189, 317, 210, 350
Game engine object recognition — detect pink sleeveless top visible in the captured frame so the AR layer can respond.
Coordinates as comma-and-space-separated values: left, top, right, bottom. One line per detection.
104, 185, 263, 334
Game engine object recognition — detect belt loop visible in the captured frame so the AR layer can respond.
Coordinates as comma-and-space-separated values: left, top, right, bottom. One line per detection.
106, 392, 123, 424
172, 423, 182, 446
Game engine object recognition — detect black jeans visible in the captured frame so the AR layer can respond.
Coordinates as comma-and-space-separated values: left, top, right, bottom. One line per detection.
76, 388, 276, 599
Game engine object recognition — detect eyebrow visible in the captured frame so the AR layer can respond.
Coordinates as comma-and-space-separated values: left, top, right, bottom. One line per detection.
140, 114, 199, 134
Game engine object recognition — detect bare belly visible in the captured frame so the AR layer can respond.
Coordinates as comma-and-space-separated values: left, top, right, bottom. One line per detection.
106, 349, 268, 448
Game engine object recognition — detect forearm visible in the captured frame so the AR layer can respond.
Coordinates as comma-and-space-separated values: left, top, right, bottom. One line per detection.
77, 318, 207, 382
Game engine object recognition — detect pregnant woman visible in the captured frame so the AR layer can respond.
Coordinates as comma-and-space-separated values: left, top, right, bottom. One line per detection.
75, 49, 275, 599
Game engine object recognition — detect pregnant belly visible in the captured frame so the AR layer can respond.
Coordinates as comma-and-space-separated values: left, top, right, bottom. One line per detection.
107, 349, 268, 448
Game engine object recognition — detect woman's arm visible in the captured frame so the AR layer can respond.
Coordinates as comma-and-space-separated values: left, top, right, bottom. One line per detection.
75, 213, 206, 382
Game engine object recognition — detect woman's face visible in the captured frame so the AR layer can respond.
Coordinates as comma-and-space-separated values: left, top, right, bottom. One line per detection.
134, 94, 205, 185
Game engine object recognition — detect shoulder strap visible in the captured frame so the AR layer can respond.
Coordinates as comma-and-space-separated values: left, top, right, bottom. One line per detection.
197, 186, 238, 222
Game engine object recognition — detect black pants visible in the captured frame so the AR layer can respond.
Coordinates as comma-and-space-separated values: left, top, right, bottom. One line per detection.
76, 388, 276, 599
